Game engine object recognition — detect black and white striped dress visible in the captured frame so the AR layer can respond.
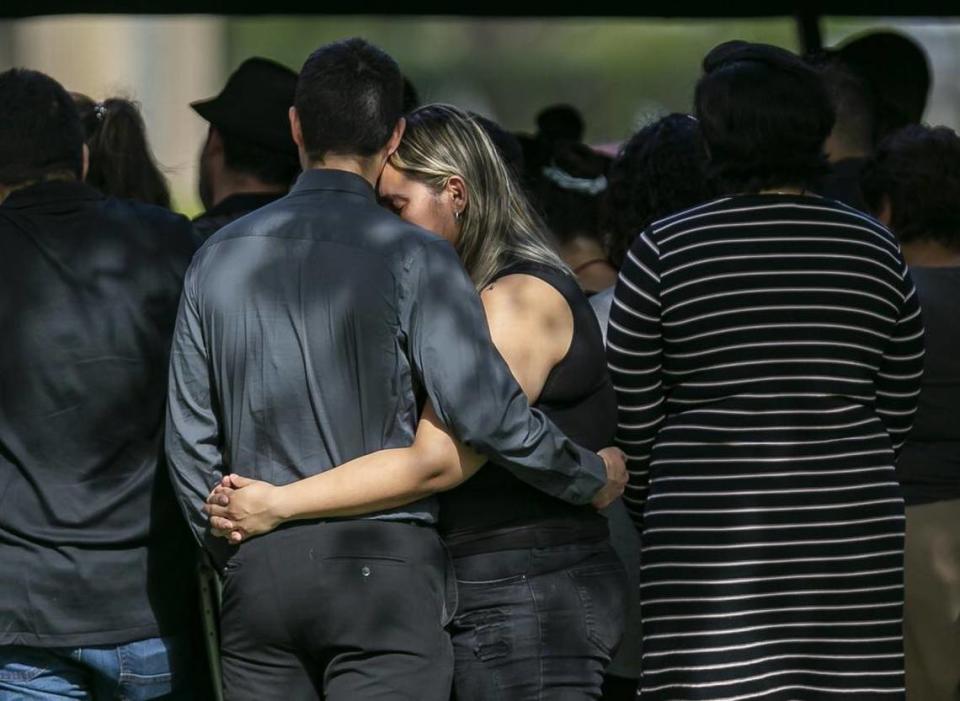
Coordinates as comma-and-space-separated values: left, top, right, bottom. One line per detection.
606, 194, 924, 700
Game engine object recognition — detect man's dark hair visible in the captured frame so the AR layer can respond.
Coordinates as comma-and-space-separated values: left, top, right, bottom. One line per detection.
695, 41, 835, 194
861, 124, 960, 249
602, 114, 716, 268
75, 95, 172, 208
218, 127, 301, 188
834, 31, 930, 144
295, 38, 403, 162
0, 68, 84, 186
810, 54, 878, 155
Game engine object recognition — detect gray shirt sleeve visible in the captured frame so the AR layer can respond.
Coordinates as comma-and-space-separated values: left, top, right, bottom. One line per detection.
402, 238, 607, 505
164, 262, 232, 562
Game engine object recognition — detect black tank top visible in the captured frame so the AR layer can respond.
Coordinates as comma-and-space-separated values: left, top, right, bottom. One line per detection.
439, 260, 617, 556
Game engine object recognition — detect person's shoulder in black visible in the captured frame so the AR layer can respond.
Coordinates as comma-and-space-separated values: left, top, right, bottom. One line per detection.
75, 189, 200, 293
105, 192, 200, 247
192, 192, 285, 241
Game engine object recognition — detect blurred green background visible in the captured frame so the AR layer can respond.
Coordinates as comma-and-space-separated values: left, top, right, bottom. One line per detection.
227, 17, 959, 145
2, 15, 957, 215
227, 17, 799, 144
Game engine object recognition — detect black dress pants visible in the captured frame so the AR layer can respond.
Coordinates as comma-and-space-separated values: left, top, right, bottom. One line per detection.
220, 520, 454, 701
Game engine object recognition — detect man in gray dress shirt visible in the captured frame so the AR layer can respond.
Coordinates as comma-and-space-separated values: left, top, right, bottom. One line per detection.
165, 39, 620, 701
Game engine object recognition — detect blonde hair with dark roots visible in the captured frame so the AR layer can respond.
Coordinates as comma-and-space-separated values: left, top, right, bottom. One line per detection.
389, 104, 569, 289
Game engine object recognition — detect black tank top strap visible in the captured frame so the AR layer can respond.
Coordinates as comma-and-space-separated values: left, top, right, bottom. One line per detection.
492, 259, 607, 406
438, 257, 618, 557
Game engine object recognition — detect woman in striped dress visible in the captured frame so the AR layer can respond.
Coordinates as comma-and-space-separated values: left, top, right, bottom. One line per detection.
607, 42, 924, 699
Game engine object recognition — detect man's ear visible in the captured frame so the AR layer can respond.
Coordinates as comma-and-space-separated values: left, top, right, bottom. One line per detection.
81, 143, 90, 182
289, 106, 304, 150
290, 106, 310, 169
386, 118, 406, 159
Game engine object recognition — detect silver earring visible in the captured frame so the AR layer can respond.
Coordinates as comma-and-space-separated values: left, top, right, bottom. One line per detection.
455, 209, 462, 221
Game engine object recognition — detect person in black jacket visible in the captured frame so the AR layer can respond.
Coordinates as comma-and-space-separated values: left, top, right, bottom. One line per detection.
0, 68, 200, 699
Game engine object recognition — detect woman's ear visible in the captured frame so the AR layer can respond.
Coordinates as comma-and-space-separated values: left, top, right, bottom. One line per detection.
81, 143, 90, 182
447, 175, 468, 215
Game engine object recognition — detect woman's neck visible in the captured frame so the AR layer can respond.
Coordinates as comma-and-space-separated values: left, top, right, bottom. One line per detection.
561, 236, 617, 293
901, 239, 960, 268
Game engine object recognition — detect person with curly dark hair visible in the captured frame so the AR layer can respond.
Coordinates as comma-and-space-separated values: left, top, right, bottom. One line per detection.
861, 124, 960, 701
590, 112, 715, 701
608, 41, 924, 699
594, 113, 714, 326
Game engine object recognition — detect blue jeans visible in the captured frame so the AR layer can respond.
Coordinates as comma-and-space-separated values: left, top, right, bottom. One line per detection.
450, 542, 629, 700
0, 636, 191, 700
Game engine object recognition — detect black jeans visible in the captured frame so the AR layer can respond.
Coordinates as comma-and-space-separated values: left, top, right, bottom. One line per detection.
450, 541, 629, 700
219, 520, 454, 701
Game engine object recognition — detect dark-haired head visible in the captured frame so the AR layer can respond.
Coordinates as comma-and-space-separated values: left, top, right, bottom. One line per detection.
603, 114, 715, 268
808, 53, 878, 160
861, 125, 960, 250
834, 31, 930, 143
529, 141, 611, 246
294, 38, 404, 165
0, 68, 84, 188
695, 41, 835, 194
74, 95, 171, 208
536, 104, 585, 145
223, 128, 300, 185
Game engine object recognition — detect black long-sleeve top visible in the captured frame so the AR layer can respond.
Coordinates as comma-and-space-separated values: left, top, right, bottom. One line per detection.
0, 180, 199, 646
607, 194, 924, 526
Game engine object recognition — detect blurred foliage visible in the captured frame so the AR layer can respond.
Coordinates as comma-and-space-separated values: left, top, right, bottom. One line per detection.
227, 17, 798, 143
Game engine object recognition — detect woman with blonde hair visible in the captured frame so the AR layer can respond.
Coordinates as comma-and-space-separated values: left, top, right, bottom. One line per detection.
205, 104, 629, 699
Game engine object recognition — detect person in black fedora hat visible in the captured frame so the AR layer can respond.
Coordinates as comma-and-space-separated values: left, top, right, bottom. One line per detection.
192, 56, 301, 239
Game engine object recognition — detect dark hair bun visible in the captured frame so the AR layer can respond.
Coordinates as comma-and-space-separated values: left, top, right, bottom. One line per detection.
704, 40, 811, 76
